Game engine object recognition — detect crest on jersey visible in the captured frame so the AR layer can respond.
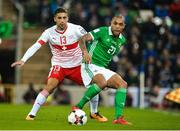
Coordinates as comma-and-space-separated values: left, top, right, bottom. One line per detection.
62, 46, 67, 50
106, 38, 110, 42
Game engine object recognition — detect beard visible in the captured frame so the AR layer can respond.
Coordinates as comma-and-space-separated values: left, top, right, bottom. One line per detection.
57, 24, 66, 31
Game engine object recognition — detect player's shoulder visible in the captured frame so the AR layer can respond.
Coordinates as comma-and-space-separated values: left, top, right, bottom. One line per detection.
119, 33, 126, 43
92, 26, 107, 33
100, 26, 108, 30
120, 33, 126, 39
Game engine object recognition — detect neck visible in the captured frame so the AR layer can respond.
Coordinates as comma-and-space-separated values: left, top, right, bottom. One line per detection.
113, 33, 120, 38
56, 26, 65, 32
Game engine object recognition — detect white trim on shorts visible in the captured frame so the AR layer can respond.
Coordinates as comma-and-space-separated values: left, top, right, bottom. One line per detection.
81, 63, 116, 87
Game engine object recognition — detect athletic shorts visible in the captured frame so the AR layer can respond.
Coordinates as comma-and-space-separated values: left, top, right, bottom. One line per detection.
48, 65, 83, 85
81, 63, 116, 87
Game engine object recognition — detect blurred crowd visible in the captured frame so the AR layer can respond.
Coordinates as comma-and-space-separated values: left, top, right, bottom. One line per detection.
0, 0, 180, 107
23, 83, 71, 105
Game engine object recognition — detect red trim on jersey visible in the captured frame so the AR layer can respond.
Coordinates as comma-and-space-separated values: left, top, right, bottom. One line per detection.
52, 41, 79, 50
55, 26, 68, 34
38, 40, 46, 45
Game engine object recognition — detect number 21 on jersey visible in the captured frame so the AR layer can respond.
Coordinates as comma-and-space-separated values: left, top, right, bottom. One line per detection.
107, 45, 116, 55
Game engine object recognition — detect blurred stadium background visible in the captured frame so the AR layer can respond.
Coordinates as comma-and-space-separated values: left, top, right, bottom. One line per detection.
0, 0, 180, 127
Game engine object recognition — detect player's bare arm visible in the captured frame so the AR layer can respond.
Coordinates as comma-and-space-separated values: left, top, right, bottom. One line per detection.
79, 33, 93, 64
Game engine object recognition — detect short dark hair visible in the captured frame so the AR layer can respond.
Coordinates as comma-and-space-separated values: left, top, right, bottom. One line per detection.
54, 7, 68, 16
112, 15, 125, 21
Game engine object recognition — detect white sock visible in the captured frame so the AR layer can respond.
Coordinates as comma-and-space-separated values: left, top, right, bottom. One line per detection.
89, 94, 99, 114
28, 89, 49, 116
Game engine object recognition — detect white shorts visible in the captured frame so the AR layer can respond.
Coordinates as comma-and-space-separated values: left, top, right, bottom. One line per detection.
81, 63, 116, 87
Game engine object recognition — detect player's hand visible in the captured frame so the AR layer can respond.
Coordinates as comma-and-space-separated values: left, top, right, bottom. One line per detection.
83, 51, 91, 64
11, 60, 25, 67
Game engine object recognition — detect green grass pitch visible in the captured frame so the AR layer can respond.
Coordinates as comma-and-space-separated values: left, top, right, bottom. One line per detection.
0, 104, 179, 130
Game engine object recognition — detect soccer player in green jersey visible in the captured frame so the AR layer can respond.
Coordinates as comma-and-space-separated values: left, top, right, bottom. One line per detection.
73, 15, 132, 125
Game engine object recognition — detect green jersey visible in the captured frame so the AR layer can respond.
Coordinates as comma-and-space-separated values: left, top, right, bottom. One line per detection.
88, 26, 126, 68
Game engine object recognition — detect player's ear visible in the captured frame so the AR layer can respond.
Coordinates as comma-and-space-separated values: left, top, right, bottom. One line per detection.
122, 23, 125, 29
54, 17, 56, 23
110, 19, 114, 26
123, 22, 126, 27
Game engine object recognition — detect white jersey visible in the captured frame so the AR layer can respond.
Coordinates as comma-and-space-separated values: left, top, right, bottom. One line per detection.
37, 23, 87, 68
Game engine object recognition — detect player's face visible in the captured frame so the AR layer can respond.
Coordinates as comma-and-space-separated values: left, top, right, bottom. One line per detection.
54, 12, 68, 30
111, 17, 125, 37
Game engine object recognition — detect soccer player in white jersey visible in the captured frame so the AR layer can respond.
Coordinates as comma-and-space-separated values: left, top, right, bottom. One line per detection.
11, 7, 107, 122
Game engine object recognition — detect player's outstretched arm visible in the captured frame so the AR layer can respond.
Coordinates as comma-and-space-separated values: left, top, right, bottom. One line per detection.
11, 42, 42, 68
11, 60, 25, 67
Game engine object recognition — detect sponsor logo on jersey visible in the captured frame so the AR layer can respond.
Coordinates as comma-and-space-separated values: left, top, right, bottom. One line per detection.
94, 69, 98, 72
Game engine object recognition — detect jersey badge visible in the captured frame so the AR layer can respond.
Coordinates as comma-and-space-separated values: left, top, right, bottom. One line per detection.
62, 46, 67, 50
52, 37, 56, 40
112, 41, 116, 44
106, 38, 110, 42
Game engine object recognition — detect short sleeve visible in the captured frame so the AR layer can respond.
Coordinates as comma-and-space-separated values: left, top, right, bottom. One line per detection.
76, 25, 87, 38
89, 27, 103, 40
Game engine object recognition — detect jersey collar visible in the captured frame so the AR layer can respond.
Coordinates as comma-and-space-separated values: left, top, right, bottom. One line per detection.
55, 24, 68, 34
108, 27, 122, 38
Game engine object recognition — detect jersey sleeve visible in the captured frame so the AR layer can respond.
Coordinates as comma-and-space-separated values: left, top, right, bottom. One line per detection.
89, 27, 103, 40
75, 25, 87, 38
21, 42, 41, 62
20, 29, 50, 62
36, 30, 49, 45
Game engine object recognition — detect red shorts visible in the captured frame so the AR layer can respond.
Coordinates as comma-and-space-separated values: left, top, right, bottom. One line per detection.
48, 65, 83, 85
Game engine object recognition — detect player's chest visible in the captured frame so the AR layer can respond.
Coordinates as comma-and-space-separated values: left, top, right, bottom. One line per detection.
101, 36, 120, 50
49, 33, 78, 45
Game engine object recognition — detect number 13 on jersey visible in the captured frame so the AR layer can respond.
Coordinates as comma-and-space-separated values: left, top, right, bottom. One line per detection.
60, 36, 67, 45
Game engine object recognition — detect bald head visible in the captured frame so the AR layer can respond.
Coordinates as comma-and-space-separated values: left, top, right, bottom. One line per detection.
112, 15, 125, 22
